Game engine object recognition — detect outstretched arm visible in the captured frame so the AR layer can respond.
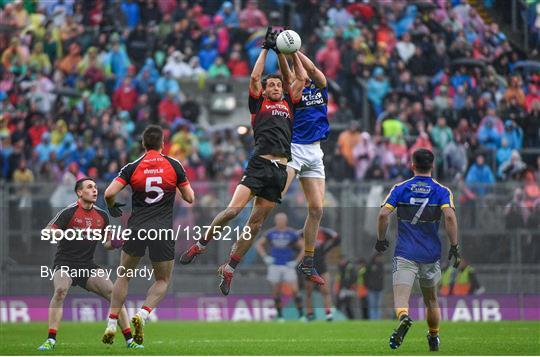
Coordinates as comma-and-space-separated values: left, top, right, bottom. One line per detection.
250, 49, 268, 96
277, 53, 294, 92
290, 52, 308, 102
297, 51, 327, 88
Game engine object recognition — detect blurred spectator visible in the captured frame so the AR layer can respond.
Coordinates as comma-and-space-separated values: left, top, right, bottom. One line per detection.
163, 51, 192, 80
207, 56, 231, 79
327, 0, 353, 29
227, 51, 249, 77
113, 77, 138, 112
367, 67, 390, 116
156, 70, 181, 97
365, 253, 384, 320
352, 132, 375, 180
502, 120, 523, 150
336, 121, 361, 180
89, 82, 111, 113
465, 154, 495, 197
430, 116, 454, 152
443, 133, 468, 179
316, 38, 341, 80
498, 150, 526, 180
158, 91, 181, 124
120, 0, 140, 29
439, 260, 483, 296
477, 117, 502, 151
238, 0, 267, 32
336, 257, 357, 320
356, 258, 369, 320
504, 187, 528, 228
217, 1, 239, 28
396, 32, 415, 63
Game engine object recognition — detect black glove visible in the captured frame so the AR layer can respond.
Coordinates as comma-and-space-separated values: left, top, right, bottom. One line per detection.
270, 29, 282, 54
375, 239, 389, 253
261, 26, 275, 50
108, 202, 126, 218
448, 244, 461, 268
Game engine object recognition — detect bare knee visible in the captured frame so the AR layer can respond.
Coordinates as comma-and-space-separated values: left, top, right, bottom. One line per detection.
307, 206, 323, 222
154, 273, 172, 285
423, 294, 438, 308
53, 287, 69, 300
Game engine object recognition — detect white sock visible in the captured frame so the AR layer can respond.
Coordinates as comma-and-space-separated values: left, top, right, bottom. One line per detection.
47, 338, 56, 343
126, 338, 133, 345
224, 264, 235, 273
196, 241, 206, 249
137, 307, 150, 321
107, 318, 118, 330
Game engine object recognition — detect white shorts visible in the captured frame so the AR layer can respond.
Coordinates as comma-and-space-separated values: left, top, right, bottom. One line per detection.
392, 256, 441, 288
288, 142, 325, 179
267, 264, 297, 284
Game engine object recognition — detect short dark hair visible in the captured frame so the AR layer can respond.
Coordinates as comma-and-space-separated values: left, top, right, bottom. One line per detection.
142, 125, 163, 151
261, 74, 283, 89
412, 148, 434, 173
74, 177, 96, 194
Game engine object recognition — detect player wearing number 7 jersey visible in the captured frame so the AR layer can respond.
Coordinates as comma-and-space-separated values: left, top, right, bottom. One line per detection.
376, 149, 461, 352
102, 125, 194, 346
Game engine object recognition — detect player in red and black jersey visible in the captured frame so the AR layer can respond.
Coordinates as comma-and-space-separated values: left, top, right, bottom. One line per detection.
180, 28, 311, 295
37, 178, 141, 351
102, 125, 194, 346
299, 227, 340, 321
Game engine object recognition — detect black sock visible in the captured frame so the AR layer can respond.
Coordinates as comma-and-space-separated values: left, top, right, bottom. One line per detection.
228, 253, 241, 269
122, 328, 133, 341
200, 239, 209, 246
274, 297, 282, 318
294, 295, 304, 317
48, 329, 57, 341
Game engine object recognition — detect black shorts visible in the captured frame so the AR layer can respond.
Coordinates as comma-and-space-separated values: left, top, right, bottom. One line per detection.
122, 230, 175, 262
240, 156, 288, 203
52, 261, 102, 291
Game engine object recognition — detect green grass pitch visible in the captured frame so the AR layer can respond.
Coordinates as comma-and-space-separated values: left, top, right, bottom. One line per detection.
1, 321, 539, 355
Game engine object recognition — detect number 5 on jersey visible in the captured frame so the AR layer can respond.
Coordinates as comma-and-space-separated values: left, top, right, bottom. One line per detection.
145, 177, 164, 204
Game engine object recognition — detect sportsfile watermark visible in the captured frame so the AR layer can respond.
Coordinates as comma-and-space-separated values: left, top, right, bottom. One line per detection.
40, 225, 252, 244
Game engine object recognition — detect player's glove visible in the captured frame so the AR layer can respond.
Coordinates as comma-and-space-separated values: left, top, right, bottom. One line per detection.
263, 255, 275, 265
108, 202, 126, 218
448, 244, 462, 268
261, 26, 279, 52
375, 239, 389, 253
270, 29, 282, 54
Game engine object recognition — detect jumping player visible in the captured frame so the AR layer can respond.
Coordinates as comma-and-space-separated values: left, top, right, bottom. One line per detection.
301, 227, 340, 321
376, 148, 461, 351
102, 125, 194, 345
277, 49, 330, 284
255, 212, 305, 321
37, 178, 142, 350
179, 28, 316, 295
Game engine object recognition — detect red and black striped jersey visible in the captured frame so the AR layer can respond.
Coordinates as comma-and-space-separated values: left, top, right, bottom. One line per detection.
115, 150, 188, 230
48, 200, 109, 264
249, 88, 300, 161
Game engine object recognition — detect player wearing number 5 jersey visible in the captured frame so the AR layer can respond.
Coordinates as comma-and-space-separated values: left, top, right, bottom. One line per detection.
102, 125, 194, 346
376, 149, 461, 352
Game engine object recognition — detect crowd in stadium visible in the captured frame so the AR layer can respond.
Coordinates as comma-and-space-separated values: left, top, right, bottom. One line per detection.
0, 0, 539, 213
